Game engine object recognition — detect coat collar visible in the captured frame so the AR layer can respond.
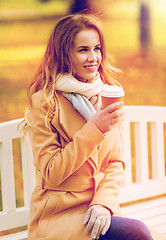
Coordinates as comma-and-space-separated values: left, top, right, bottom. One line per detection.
51, 91, 86, 141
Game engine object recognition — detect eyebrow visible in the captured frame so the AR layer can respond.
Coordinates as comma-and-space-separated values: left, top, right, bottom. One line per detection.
77, 46, 88, 49
77, 43, 101, 49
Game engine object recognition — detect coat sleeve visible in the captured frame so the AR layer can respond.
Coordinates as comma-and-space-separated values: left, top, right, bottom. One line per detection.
90, 161, 124, 215
89, 126, 125, 215
26, 92, 105, 186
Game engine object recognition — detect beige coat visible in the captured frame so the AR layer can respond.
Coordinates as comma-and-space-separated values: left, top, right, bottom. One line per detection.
27, 90, 125, 240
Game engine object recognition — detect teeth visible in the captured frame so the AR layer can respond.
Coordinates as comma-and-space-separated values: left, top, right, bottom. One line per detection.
86, 66, 96, 69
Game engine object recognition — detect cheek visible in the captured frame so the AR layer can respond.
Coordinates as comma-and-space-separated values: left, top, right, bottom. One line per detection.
71, 58, 82, 75
78, 54, 86, 63
73, 55, 86, 68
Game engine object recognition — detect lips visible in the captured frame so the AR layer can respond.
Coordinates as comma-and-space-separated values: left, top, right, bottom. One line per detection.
84, 65, 98, 71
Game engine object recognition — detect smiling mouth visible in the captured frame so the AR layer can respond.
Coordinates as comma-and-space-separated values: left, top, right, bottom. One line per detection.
84, 65, 98, 71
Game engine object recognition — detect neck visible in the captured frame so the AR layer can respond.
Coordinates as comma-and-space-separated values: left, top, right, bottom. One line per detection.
74, 76, 92, 83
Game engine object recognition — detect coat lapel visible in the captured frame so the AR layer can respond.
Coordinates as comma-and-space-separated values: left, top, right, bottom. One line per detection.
51, 92, 86, 140
51, 92, 98, 170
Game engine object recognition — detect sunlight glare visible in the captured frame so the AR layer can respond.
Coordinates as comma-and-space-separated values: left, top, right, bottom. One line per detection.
158, 0, 166, 22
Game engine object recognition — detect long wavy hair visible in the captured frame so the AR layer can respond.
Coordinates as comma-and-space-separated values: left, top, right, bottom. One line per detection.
23, 14, 121, 132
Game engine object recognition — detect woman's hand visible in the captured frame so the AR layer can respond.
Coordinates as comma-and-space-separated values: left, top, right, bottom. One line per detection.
92, 101, 125, 134
83, 205, 111, 240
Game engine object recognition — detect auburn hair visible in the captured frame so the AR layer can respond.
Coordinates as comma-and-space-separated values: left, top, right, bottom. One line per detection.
24, 14, 121, 132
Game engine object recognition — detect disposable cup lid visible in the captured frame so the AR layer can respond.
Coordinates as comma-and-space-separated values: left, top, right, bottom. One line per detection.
100, 84, 125, 98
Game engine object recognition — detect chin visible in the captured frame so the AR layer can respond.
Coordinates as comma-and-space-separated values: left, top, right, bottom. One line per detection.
87, 74, 97, 81
76, 72, 97, 82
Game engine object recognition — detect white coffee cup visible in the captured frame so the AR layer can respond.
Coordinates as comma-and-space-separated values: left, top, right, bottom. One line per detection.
100, 84, 125, 109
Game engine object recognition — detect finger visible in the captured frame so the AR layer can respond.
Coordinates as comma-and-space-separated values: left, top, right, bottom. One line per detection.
103, 101, 124, 113
91, 217, 101, 240
112, 114, 125, 125
112, 117, 125, 127
96, 218, 106, 239
84, 211, 96, 235
109, 108, 125, 125
101, 218, 111, 235
83, 207, 92, 226
111, 107, 124, 118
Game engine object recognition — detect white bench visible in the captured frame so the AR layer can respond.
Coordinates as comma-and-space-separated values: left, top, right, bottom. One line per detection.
0, 106, 166, 239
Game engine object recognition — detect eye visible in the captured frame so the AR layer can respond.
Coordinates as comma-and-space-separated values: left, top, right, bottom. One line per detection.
78, 48, 87, 52
95, 46, 101, 51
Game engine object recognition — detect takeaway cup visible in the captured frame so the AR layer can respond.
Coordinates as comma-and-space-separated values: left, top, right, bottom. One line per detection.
100, 84, 125, 109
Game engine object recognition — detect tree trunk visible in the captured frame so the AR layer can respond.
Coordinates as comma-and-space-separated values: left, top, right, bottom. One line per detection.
69, 0, 91, 14
139, 1, 152, 52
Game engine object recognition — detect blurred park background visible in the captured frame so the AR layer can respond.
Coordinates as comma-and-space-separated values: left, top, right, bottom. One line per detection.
0, 0, 166, 236
0, 0, 166, 123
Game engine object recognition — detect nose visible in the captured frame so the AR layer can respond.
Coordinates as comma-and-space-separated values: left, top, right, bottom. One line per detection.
88, 50, 97, 62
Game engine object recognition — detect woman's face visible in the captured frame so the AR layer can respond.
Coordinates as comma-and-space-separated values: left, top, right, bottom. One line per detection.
71, 28, 102, 82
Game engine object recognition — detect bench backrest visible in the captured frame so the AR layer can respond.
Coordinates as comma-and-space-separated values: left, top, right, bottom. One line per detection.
0, 119, 36, 232
0, 106, 166, 232
119, 106, 166, 204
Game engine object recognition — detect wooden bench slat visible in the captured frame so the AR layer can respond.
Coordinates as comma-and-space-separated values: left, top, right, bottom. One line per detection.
121, 196, 166, 214
0, 119, 24, 142
135, 122, 149, 183
21, 136, 36, 208
119, 180, 166, 203
122, 121, 132, 186
122, 203, 166, 220
143, 214, 166, 228
0, 231, 27, 240
0, 141, 16, 212
151, 122, 165, 179
0, 208, 29, 231
124, 106, 166, 122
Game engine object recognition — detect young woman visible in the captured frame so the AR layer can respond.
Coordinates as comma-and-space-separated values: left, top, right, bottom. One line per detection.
25, 14, 153, 240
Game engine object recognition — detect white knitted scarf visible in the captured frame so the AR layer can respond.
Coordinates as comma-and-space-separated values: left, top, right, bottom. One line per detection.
55, 73, 103, 121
